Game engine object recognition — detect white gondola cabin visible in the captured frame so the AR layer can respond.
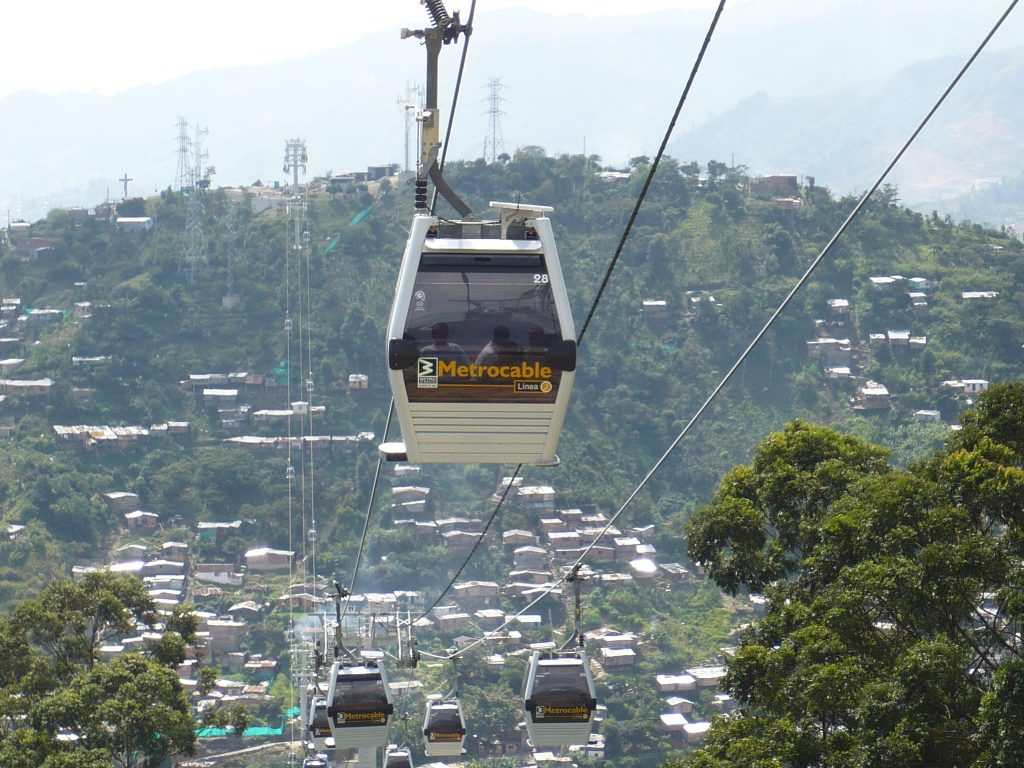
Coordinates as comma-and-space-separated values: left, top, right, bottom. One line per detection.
384, 202, 576, 465
325, 661, 394, 749
384, 745, 415, 768
522, 651, 598, 747
423, 698, 467, 757
308, 695, 335, 751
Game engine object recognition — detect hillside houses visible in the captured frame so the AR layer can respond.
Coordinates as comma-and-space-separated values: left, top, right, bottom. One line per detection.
855, 380, 890, 410
53, 424, 163, 450
0, 377, 52, 396
244, 547, 293, 572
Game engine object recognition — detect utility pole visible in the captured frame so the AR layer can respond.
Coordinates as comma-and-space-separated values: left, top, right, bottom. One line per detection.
483, 77, 506, 162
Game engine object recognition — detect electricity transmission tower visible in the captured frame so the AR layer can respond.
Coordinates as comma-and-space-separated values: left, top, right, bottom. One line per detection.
177, 120, 210, 288
483, 77, 506, 162
174, 117, 190, 191
397, 83, 423, 173
283, 139, 308, 189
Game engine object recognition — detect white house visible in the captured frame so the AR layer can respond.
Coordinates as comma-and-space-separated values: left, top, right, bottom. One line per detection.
244, 547, 293, 571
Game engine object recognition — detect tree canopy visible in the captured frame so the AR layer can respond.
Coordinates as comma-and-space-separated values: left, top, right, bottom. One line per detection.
674, 381, 1024, 768
0, 573, 196, 767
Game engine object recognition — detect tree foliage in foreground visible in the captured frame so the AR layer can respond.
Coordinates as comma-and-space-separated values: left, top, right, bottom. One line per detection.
673, 381, 1024, 768
0, 572, 196, 768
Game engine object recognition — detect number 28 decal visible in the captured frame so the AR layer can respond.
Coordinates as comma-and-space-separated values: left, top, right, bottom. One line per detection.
533, 274, 549, 284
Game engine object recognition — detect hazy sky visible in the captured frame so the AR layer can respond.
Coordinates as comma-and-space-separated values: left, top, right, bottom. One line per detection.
1, 0, 719, 99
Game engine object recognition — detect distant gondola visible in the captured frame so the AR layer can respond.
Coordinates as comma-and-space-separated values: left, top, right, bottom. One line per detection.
384, 744, 415, 768
522, 650, 598, 747
307, 695, 334, 751
423, 698, 467, 757
325, 660, 395, 749
384, 202, 576, 465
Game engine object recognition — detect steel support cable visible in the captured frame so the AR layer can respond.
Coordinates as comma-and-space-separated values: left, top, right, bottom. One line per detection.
412, 463, 523, 625
291, 204, 311, 590
284, 200, 297, 744
445, 0, 1019, 660
413, 0, 727, 642
339, 0, 481, 653
337, 399, 396, 652
300, 193, 320, 599
431, 0, 477, 212
576, 0, 726, 346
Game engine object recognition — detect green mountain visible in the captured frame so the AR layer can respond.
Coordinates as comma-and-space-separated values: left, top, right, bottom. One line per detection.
2, 152, 1023, 764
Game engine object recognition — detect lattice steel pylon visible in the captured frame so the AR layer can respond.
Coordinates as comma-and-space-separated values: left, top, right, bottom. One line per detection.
483, 77, 506, 162
397, 83, 423, 173
181, 123, 209, 288
174, 117, 190, 191
283, 139, 308, 189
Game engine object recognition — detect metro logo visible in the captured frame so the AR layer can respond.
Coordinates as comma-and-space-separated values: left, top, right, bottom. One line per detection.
535, 705, 591, 721
429, 732, 464, 742
418, 357, 437, 377
437, 360, 553, 380
334, 710, 388, 726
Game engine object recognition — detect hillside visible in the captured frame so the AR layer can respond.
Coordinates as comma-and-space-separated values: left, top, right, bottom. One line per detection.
1, 153, 1023, 765
3, 1, 1024, 223
670, 46, 1024, 224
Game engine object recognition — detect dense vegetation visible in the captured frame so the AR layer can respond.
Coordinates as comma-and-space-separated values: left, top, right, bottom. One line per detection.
676, 381, 1024, 768
2, 149, 1024, 764
0, 572, 196, 767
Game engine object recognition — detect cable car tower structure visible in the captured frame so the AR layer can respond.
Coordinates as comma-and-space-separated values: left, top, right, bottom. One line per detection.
385, 0, 577, 466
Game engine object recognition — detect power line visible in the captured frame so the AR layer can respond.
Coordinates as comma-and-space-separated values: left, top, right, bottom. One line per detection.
443, 0, 1019, 660
413, 464, 523, 624
341, 0, 477, 644
338, 400, 396, 654
430, 0, 477, 211
576, 0, 726, 347
409, 0, 729, 648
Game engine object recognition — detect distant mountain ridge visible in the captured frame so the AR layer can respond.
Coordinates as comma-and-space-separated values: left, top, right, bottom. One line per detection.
670, 47, 1024, 223
1, 1, 1021, 222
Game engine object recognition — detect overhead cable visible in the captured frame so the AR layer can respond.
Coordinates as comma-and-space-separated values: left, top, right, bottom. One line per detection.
576, 0, 727, 346
447, 0, 1019, 659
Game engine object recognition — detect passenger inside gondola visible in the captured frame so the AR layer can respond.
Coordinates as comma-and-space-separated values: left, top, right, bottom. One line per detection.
333, 676, 389, 711
529, 659, 596, 711
475, 324, 521, 366
421, 322, 470, 366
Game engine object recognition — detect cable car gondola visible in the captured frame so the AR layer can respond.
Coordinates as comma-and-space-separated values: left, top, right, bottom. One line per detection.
308, 695, 335, 751
325, 660, 395, 749
522, 650, 598, 747
384, 744, 415, 768
423, 698, 467, 757
384, 202, 577, 465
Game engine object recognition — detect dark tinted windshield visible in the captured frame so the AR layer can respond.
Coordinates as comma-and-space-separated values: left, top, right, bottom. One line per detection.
334, 676, 388, 710
402, 256, 565, 404
531, 661, 591, 703
426, 703, 465, 733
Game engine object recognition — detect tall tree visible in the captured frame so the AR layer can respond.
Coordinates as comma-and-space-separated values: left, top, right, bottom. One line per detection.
675, 383, 1024, 768
0, 574, 196, 767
